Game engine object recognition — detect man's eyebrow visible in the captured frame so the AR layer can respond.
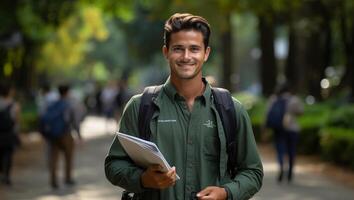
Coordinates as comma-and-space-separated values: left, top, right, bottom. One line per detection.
190, 45, 202, 48
171, 44, 202, 47
171, 44, 184, 48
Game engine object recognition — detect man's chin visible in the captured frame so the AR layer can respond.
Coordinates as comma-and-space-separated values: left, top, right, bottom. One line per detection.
176, 72, 198, 80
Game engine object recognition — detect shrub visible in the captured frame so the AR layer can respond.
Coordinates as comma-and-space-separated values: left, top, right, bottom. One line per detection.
20, 111, 39, 133
233, 93, 266, 141
320, 127, 354, 169
19, 101, 39, 133
297, 103, 331, 154
326, 105, 354, 129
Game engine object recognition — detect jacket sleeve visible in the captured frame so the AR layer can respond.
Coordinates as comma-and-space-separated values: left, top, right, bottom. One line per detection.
222, 100, 264, 200
104, 94, 149, 193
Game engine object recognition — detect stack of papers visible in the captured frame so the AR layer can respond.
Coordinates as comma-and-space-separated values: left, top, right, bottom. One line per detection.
117, 132, 180, 180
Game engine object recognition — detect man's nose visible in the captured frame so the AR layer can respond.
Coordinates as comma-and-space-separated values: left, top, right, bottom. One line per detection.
183, 49, 191, 59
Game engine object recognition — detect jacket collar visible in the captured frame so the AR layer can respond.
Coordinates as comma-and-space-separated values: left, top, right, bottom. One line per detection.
162, 76, 212, 107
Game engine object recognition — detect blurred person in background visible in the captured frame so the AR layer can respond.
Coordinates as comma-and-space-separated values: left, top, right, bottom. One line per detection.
100, 81, 118, 132
265, 83, 304, 183
40, 84, 83, 189
114, 79, 131, 121
37, 84, 59, 116
0, 83, 21, 185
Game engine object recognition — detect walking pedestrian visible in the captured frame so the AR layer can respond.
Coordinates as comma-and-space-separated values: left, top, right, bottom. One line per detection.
40, 84, 82, 189
105, 13, 263, 200
265, 83, 304, 183
0, 83, 21, 185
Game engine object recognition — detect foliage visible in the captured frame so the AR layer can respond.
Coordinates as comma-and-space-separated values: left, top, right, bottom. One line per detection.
297, 126, 322, 154
320, 127, 354, 169
0, 0, 77, 83
1, 0, 354, 101
80, 0, 136, 22
298, 103, 331, 129
233, 93, 266, 141
19, 101, 39, 133
295, 103, 331, 154
326, 104, 354, 129
36, 6, 109, 77
233, 92, 261, 111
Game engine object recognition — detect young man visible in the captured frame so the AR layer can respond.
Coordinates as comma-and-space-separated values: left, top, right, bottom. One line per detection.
42, 85, 82, 189
105, 13, 263, 200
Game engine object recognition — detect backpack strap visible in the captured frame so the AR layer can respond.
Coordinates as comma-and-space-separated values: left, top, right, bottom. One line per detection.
211, 87, 238, 178
138, 85, 162, 140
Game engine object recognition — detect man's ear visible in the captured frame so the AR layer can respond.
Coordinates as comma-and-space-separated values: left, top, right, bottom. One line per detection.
162, 45, 168, 58
204, 46, 211, 62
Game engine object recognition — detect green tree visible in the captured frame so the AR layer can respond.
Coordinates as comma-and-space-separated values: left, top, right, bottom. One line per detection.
0, 0, 77, 91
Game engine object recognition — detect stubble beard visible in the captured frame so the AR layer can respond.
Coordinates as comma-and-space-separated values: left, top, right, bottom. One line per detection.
174, 65, 201, 80
172, 60, 202, 80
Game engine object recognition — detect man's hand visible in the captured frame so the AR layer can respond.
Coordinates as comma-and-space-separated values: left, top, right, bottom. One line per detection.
141, 165, 176, 189
197, 186, 227, 200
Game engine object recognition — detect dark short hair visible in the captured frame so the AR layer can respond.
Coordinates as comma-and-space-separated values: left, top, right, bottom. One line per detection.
0, 82, 11, 97
164, 13, 211, 49
58, 84, 70, 97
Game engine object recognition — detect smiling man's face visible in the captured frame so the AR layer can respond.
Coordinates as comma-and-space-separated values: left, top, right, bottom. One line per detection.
163, 30, 210, 81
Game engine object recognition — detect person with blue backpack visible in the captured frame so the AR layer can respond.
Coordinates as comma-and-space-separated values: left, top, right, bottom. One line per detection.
105, 13, 263, 200
40, 84, 82, 189
265, 83, 304, 183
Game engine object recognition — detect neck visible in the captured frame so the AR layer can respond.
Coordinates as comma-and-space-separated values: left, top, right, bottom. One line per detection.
171, 76, 205, 111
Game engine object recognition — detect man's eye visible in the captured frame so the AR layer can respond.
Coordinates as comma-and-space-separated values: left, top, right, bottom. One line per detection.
190, 47, 200, 52
172, 47, 183, 52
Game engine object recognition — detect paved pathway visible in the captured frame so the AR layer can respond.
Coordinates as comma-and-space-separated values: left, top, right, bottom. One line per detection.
1, 116, 353, 200
254, 145, 354, 200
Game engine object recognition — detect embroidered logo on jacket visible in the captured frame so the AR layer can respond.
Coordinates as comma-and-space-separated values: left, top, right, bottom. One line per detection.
203, 120, 216, 128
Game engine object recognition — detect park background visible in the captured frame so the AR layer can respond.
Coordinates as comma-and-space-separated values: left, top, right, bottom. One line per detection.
1, 0, 354, 199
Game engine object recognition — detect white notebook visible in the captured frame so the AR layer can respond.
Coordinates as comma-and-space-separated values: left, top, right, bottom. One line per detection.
117, 132, 180, 180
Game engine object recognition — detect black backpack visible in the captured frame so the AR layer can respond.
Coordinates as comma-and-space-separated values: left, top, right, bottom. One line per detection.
0, 104, 15, 134
138, 85, 238, 178
0, 103, 18, 147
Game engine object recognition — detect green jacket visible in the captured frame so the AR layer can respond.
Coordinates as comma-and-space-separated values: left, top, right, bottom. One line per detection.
105, 78, 263, 200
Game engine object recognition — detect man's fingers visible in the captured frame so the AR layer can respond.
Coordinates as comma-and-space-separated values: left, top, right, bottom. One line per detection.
167, 167, 176, 178
197, 187, 212, 197
197, 186, 227, 200
142, 165, 177, 189
159, 167, 176, 187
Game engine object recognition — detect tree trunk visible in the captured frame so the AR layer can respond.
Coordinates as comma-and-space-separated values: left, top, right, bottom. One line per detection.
337, 5, 354, 101
258, 15, 276, 97
306, 34, 323, 100
346, 22, 354, 102
308, 1, 332, 101
12, 37, 35, 96
221, 13, 233, 91
285, 17, 297, 91
290, 0, 331, 100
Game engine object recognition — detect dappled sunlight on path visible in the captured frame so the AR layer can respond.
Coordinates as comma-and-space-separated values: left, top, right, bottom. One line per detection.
80, 116, 118, 139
